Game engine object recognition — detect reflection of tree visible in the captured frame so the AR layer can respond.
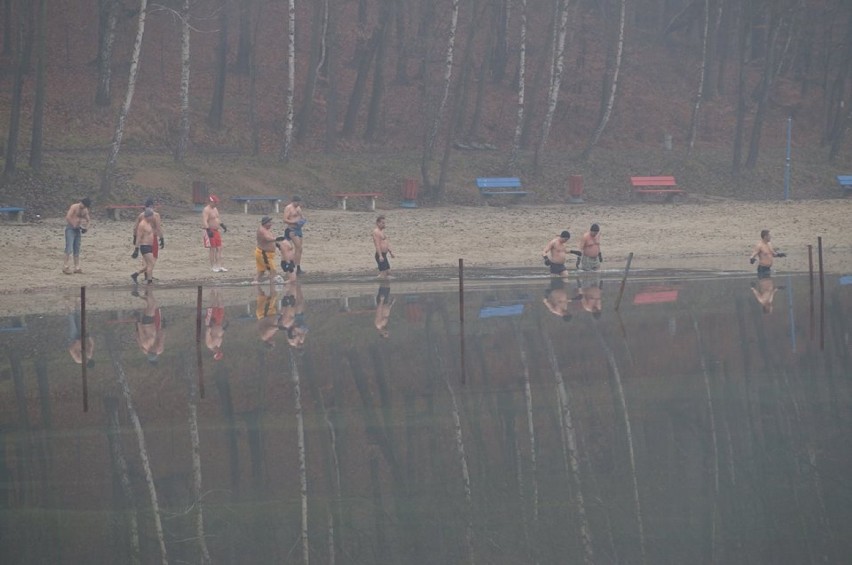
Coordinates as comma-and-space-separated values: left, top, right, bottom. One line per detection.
104, 394, 141, 565
289, 350, 310, 564
182, 356, 211, 564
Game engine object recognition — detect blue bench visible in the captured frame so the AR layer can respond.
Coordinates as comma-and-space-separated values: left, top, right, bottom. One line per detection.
0, 206, 25, 222
476, 177, 528, 202
230, 196, 283, 214
837, 175, 852, 196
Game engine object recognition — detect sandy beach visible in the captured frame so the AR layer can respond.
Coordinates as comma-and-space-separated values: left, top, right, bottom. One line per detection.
0, 198, 849, 315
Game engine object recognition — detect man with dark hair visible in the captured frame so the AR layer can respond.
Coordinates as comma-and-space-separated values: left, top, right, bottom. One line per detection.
132, 197, 164, 265
542, 229, 579, 278
372, 215, 395, 279
63, 197, 92, 274
749, 229, 785, 278
579, 223, 603, 272
283, 195, 306, 275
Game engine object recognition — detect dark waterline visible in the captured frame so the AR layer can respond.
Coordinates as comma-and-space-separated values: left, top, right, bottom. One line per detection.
1, 272, 850, 564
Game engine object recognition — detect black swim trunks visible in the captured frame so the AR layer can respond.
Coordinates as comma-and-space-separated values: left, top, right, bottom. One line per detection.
375, 252, 390, 272
139, 244, 154, 255
757, 265, 771, 278
280, 260, 295, 273
549, 262, 567, 275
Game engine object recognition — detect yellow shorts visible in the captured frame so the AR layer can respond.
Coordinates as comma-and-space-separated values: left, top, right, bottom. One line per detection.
256, 294, 278, 320
255, 247, 276, 273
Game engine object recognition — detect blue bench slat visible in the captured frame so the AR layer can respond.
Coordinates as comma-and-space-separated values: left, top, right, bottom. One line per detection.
477, 177, 522, 188
0, 207, 25, 213
837, 175, 852, 186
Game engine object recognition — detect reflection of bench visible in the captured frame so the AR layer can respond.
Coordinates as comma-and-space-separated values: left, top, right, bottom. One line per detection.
230, 196, 283, 214
633, 286, 679, 305
476, 177, 528, 203
0, 316, 26, 332
479, 304, 524, 318
0, 206, 25, 222
629, 176, 685, 202
837, 175, 852, 196
333, 192, 380, 211
105, 204, 160, 220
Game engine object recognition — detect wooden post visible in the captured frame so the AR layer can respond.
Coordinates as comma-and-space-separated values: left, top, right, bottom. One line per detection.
614, 252, 634, 311
81, 286, 88, 412
195, 286, 205, 398
817, 237, 824, 351
459, 259, 466, 385
807, 245, 814, 340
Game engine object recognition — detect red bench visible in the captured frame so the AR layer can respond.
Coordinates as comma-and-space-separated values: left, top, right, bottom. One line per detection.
629, 176, 685, 202
333, 192, 381, 211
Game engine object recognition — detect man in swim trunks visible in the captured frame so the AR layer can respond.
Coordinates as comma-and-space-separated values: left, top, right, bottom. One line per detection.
63, 197, 92, 274
131, 208, 157, 284
253, 216, 279, 285
542, 230, 579, 278
579, 223, 602, 271
202, 194, 228, 272
277, 228, 297, 283
749, 229, 785, 278
135, 286, 165, 365
282, 195, 306, 275
132, 197, 164, 264
372, 215, 395, 279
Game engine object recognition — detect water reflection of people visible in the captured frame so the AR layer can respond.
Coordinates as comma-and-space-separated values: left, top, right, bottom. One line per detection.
135, 287, 165, 365
375, 283, 395, 337
542, 278, 573, 321
577, 273, 602, 318
751, 276, 780, 314
277, 281, 308, 348
205, 288, 227, 360
255, 285, 279, 348
67, 312, 95, 367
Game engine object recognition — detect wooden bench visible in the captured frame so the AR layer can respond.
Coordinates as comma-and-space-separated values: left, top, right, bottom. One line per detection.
836, 175, 852, 196
230, 195, 284, 214
333, 192, 380, 211
0, 206, 25, 222
476, 177, 528, 203
629, 176, 686, 202
105, 204, 161, 220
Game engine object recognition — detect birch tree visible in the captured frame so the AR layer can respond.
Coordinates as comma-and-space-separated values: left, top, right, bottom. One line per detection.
582, 0, 627, 160
100, 0, 149, 198
507, 0, 527, 171
3, 0, 32, 177
687, 0, 711, 155
534, 0, 570, 168
420, 0, 460, 197
280, 0, 296, 162
174, 0, 191, 162
95, 0, 119, 106
28, 0, 47, 170
207, 1, 228, 130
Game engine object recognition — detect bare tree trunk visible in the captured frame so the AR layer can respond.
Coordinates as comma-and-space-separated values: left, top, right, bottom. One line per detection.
582, 0, 626, 160
207, 1, 228, 130
104, 395, 141, 565
3, 0, 31, 177
174, 0, 191, 162
534, 0, 570, 168
365, 0, 394, 141
184, 359, 211, 564
296, 0, 328, 142
325, 0, 339, 152
507, 0, 527, 171
100, 0, 149, 199
280, 0, 296, 162
393, 0, 410, 84
28, 0, 46, 170
420, 0, 459, 198
491, 0, 510, 83
234, 0, 252, 73
95, 0, 118, 106
687, 0, 711, 155
290, 351, 310, 564
341, 29, 378, 138
731, 0, 750, 175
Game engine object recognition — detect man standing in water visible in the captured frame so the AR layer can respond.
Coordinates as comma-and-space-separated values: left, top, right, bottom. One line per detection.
579, 223, 603, 272
372, 215, 395, 279
202, 195, 228, 272
542, 230, 578, 278
63, 197, 92, 274
749, 229, 785, 278
283, 195, 306, 275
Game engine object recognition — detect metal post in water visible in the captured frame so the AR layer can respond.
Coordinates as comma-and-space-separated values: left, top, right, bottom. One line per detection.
459, 259, 466, 385
786, 275, 796, 353
81, 286, 88, 412
817, 237, 824, 351
195, 286, 205, 398
808, 245, 814, 340
614, 252, 634, 311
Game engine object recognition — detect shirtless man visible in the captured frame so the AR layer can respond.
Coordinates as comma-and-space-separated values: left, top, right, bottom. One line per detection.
282, 195, 306, 275
132, 197, 164, 266
277, 228, 297, 283
374, 283, 395, 337
749, 229, 785, 278
253, 216, 279, 285
372, 215, 395, 279
579, 223, 603, 272
63, 197, 92, 274
131, 208, 157, 284
542, 230, 579, 278
202, 194, 228, 272
542, 278, 573, 321
205, 288, 226, 360
135, 286, 165, 365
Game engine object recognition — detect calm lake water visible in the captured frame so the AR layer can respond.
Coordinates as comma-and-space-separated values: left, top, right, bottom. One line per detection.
1, 272, 850, 564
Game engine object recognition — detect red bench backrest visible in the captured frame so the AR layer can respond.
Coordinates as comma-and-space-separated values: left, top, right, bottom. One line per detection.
630, 176, 676, 186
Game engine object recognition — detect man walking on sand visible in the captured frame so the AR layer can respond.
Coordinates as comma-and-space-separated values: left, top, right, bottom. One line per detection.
253, 216, 279, 285
63, 197, 92, 274
372, 215, 395, 279
283, 195, 306, 275
749, 229, 785, 278
542, 230, 579, 278
132, 198, 164, 266
202, 194, 228, 272
579, 223, 603, 271
131, 208, 157, 284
